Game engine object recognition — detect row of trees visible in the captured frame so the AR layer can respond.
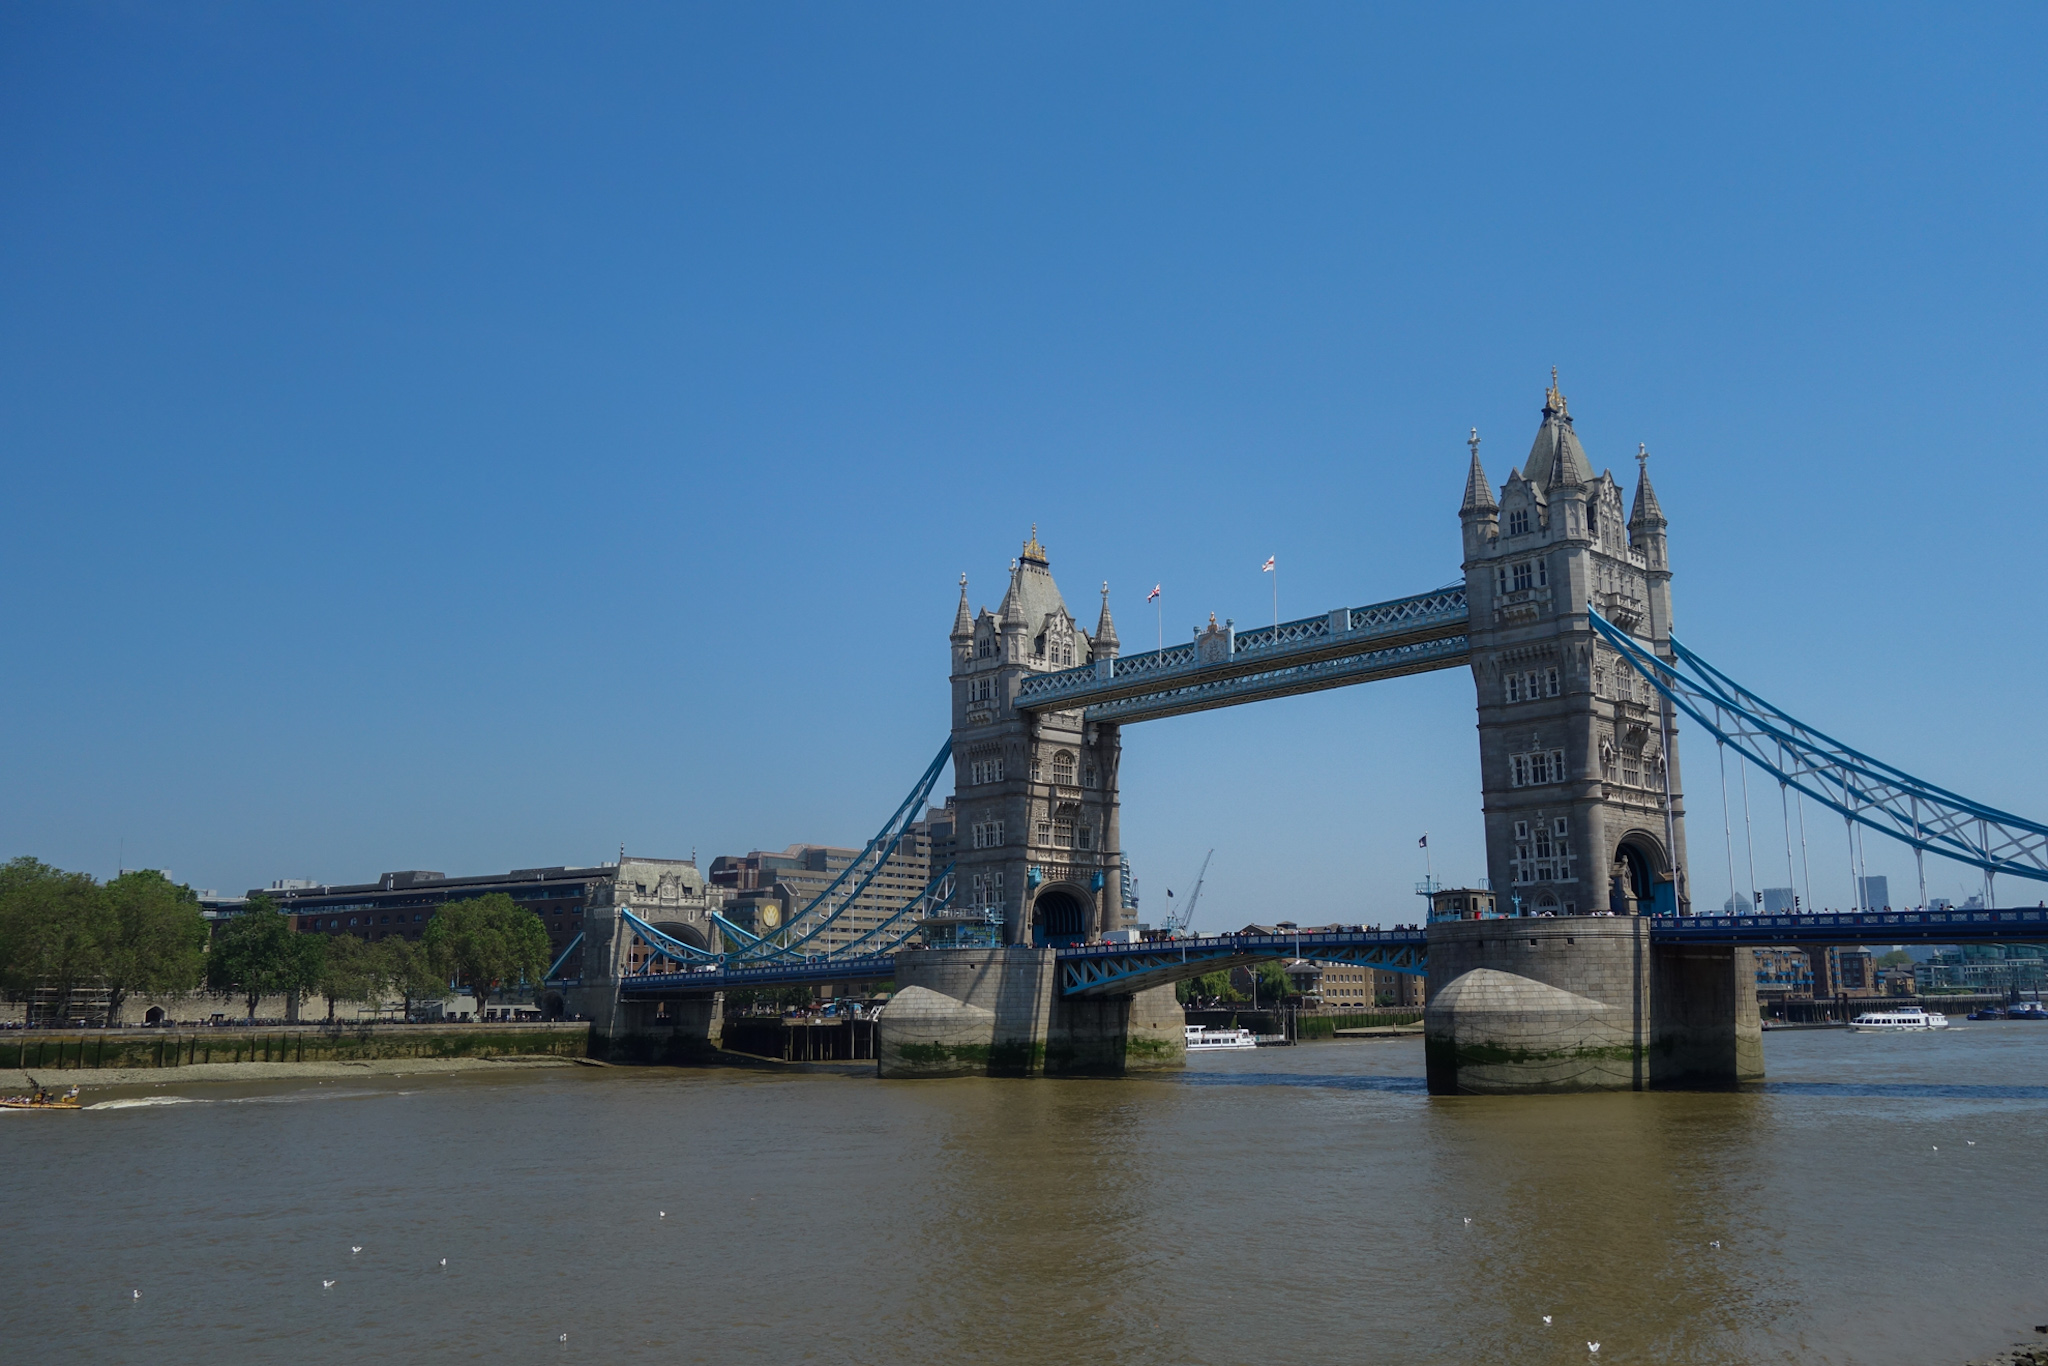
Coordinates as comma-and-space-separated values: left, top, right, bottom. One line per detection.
0, 860, 553, 1023
1175, 961, 1296, 1006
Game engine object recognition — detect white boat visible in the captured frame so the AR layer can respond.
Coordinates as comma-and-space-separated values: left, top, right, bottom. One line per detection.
1184, 1024, 1259, 1052
1848, 1007, 1950, 1032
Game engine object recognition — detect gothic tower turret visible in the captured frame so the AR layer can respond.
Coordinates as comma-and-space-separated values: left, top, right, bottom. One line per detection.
946, 528, 1125, 948
1461, 375, 1690, 918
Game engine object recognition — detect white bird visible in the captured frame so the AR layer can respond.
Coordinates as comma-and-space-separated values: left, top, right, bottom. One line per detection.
660, 1211, 666, 1218
322, 1280, 335, 1289
1968, 1140, 1977, 1146
1463, 1217, 1472, 1225
1588, 1343, 1601, 1354
439, 1258, 447, 1267
132, 1290, 140, 1300
1932, 1146, 1939, 1151
1710, 1240, 1721, 1249
351, 1246, 363, 1254
1542, 1316, 1552, 1326
559, 1334, 569, 1342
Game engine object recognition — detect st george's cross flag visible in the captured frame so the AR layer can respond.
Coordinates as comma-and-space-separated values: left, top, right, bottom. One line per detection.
1261, 556, 1275, 572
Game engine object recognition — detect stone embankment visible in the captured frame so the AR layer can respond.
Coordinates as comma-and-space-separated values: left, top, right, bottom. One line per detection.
0, 1022, 589, 1077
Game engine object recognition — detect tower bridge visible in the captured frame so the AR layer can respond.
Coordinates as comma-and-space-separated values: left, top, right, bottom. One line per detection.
564, 375, 2048, 1093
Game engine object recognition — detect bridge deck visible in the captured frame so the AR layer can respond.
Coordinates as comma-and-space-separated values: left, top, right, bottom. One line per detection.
602, 911, 2048, 999
1013, 588, 1470, 724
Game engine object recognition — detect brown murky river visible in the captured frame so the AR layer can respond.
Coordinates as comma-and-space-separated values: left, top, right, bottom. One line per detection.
5, 1025, 2047, 1365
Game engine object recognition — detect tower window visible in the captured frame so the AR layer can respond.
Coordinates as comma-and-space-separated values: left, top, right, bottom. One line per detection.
1053, 819, 1074, 848
1053, 751, 1076, 786
1512, 561, 1534, 592
1083, 763, 1099, 788
1035, 820, 1051, 845
976, 635, 995, 659
1545, 667, 1560, 697
1508, 509, 1530, 536
1030, 753, 1043, 782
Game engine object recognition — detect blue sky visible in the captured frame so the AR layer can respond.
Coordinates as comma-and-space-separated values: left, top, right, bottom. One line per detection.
3, 5, 2043, 924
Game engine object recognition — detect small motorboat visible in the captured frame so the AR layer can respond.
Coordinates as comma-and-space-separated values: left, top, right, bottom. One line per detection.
1968, 1007, 2006, 1021
1184, 1025, 1258, 1052
2007, 1002, 2048, 1020
1848, 1007, 1949, 1032
0, 1083, 81, 1111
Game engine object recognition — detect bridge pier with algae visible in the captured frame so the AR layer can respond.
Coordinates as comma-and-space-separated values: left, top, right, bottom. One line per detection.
1424, 915, 1762, 1094
875, 946, 1185, 1078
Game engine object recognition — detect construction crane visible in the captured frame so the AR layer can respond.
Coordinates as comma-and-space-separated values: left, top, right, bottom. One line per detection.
1160, 849, 1213, 937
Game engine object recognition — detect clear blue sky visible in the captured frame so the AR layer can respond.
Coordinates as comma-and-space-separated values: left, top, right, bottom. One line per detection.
4, 5, 2043, 924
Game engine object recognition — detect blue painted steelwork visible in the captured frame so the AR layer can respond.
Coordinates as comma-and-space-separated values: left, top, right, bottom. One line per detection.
542, 932, 583, 983
1057, 929, 1428, 998
1589, 611, 2048, 885
711, 911, 765, 949
619, 908, 723, 969
729, 740, 953, 963
1083, 634, 1471, 725
1013, 587, 1470, 723
1647, 907, 2048, 945
620, 953, 900, 998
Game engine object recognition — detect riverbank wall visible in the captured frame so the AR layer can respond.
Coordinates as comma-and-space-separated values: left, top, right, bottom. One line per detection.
0, 1022, 590, 1072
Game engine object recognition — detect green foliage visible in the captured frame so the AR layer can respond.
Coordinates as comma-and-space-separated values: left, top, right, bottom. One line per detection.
0, 856, 111, 1019
422, 894, 550, 1010
207, 897, 321, 1020
315, 932, 386, 1020
1176, 969, 1242, 1004
378, 936, 446, 1020
725, 985, 816, 1014
1878, 949, 1915, 968
101, 870, 209, 1022
1254, 960, 1293, 1001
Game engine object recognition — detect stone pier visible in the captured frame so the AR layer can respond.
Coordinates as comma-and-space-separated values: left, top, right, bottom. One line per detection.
876, 946, 1184, 1078
1424, 915, 1761, 1093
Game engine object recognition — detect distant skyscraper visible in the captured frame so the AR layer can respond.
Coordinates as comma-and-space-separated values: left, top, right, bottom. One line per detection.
1856, 875, 1891, 911
1761, 887, 1797, 914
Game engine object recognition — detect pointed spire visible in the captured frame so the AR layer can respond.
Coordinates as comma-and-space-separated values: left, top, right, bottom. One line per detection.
1094, 581, 1119, 655
1461, 426, 1497, 515
1523, 369, 1590, 492
950, 573, 973, 640
1629, 442, 1665, 529
1000, 558, 1027, 629
1020, 524, 1049, 566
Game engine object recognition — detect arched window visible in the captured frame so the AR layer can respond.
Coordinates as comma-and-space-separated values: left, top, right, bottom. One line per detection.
1052, 751, 1076, 786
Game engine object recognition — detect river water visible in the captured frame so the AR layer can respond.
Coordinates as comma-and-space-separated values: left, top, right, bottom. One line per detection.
5, 1025, 2048, 1365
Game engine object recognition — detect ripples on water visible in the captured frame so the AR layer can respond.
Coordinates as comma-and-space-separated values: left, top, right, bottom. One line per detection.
3, 1026, 2046, 1365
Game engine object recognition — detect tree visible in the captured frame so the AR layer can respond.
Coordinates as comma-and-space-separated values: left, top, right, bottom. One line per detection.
0, 857, 111, 1022
101, 870, 208, 1024
315, 932, 385, 1022
1878, 949, 1915, 968
378, 936, 446, 1022
207, 897, 321, 1021
1176, 969, 1242, 1005
422, 894, 550, 1015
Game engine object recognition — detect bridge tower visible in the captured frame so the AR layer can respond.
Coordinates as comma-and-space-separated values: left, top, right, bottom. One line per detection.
947, 529, 1125, 947
1430, 375, 1757, 1093
1461, 373, 1690, 918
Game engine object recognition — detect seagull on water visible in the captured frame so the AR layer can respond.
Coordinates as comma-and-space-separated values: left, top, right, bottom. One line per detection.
1968, 1140, 1977, 1146
1542, 1316, 1552, 1326
132, 1290, 140, 1300
440, 1258, 447, 1267
1463, 1217, 1472, 1225
660, 1211, 666, 1218
322, 1280, 335, 1289
1710, 1240, 1721, 1249
1588, 1343, 1601, 1354
560, 1334, 569, 1342
352, 1246, 363, 1254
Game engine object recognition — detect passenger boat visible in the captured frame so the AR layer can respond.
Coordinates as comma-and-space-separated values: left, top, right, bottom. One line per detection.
0, 1085, 81, 1111
2007, 1002, 2048, 1020
1848, 1007, 1949, 1032
1184, 1025, 1258, 1052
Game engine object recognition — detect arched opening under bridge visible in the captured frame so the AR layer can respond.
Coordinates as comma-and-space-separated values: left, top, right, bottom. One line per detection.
1031, 888, 1088, 948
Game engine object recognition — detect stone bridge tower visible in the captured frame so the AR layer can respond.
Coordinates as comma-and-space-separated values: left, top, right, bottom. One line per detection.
947, 529, 1125, 946
1460, 373, 1690, 917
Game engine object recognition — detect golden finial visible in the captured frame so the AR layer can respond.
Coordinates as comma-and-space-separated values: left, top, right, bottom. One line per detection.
1020, 524, 1048, 564
1546, 366, 1567, 417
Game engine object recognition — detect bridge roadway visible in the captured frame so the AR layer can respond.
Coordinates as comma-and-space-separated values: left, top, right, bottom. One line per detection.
609, 908, 2048, 1001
